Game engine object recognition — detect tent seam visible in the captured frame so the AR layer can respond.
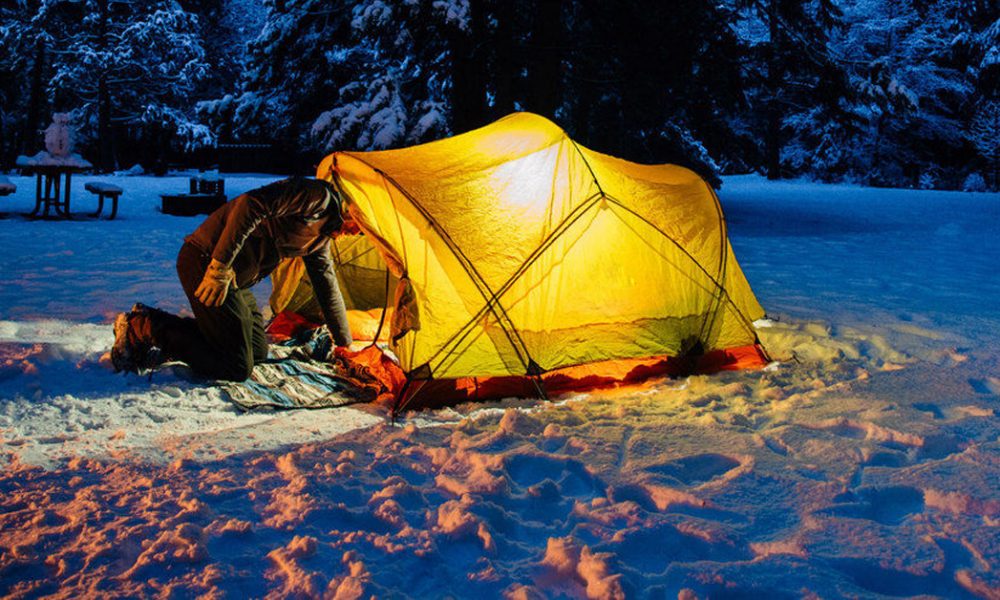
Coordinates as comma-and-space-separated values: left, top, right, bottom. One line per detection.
568, 139, 606, 197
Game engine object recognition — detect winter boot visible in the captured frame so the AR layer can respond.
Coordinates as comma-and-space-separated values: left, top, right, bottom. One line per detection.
130, 302, 177, 325
110, 305, 165, 374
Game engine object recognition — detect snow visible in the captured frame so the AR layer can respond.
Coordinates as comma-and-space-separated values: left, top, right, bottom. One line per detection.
14, 152, 93, 169
0, 173, 382, 468
0, 173, 998, 597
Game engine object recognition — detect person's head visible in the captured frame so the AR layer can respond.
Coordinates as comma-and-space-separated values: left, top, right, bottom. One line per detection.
316, 178, 357, 236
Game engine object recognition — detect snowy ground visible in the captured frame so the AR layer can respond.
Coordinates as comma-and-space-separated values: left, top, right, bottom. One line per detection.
0, 173, 998, 598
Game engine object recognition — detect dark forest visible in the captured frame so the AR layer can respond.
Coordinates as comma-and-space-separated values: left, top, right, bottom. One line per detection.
2, 0, 997, 189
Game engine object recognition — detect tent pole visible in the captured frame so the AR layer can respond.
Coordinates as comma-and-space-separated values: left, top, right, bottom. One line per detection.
756, 336, 773, 364
369, 268, 391, 349
391, 376, 429, 422
390, 376, 413, 424
530, 373, 548, 401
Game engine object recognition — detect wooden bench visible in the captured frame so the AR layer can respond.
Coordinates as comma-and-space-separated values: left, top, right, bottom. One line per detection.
84, 181, 123, 219
0, 176, 15, 197
0, 176, 14, 217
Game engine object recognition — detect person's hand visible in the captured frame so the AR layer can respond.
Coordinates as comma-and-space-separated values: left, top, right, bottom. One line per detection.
195, 259, 235, 307
330, 345, 367, 365
333, 346, 357, 360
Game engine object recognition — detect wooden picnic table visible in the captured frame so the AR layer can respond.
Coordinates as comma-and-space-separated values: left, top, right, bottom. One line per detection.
16, 153, 93, 219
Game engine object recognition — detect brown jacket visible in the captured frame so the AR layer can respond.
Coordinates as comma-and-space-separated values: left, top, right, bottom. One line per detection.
185, 177, 353, 346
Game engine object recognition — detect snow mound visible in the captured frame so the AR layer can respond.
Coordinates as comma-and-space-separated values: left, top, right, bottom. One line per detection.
15, 151, 93, 169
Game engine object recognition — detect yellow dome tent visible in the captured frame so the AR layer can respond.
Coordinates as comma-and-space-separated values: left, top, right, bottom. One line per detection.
270, 112, 767, 410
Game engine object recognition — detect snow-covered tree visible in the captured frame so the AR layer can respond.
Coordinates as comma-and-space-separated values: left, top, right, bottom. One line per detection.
838, 0, 972, 186
205, 0, 459, 153
197, 0, 343, 149
6, 0, 994, 188
968, 99, 999, 190
0, 0, 50, 162
729, 0, 854, 180
555, 0, 747, 185
19, 0, 212, 170
960, 8, 999, 190
179, 0, 266, 92
310, 0, 461, 150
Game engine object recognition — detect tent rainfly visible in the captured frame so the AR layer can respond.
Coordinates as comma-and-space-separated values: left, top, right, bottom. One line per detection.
270, 112, 768, 412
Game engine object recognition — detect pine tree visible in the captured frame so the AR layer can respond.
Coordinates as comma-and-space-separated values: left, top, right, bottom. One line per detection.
555, 0, 747, 185
959, 4, 999, 190
13, 0, 989, 186
199, 0, 353, 150
24, 0, 212, 170
310, 0, 463, 151
969, 99, 999, 190
730, 0, 853, 180
833, 0, 976, 187
0, 0, 49, 163
179, 0, 265, 89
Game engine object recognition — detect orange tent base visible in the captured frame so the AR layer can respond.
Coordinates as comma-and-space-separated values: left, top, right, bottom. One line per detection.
393, 344, 769, 412
268, 310, 769, 413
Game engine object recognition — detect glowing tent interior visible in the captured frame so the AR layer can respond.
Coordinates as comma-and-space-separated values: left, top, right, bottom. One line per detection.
269, 112, 768, 412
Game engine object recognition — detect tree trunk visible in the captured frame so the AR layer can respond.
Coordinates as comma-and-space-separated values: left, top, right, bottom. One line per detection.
98, 75, 113, 171
765, 0, 783, 180
450, 0, 487, 133
22, 39, 47, 155
96, 0, 114, 171
526, 0, 562, 119
492, 0, 516, 117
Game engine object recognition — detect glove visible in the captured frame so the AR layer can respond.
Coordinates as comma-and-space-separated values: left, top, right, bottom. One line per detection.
333, 346, 358, 361
195, 259, 235, 307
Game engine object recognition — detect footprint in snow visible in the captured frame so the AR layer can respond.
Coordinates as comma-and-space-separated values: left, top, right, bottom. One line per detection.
862, 450, 909, 468
821, 485, 924, 525
505, 453, 602, 498
968, 377, 1000, 395
645, 453, 741, 486
912, 402, 944, 419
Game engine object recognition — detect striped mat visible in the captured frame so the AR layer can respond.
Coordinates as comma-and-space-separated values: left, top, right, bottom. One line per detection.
222, 329, 376, 411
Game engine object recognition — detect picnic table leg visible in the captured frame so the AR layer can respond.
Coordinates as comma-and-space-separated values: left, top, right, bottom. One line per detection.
91, 193, 104, 218
54, 175, 62, 215
43, 174, 55, 217
29, 173, 42, 216
63, 171, 72, 216
108, 194, 119, 220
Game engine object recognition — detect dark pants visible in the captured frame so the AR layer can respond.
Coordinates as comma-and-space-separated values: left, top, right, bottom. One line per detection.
148, 242, 267, 381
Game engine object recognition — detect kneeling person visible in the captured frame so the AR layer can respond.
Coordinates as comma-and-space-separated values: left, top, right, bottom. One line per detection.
112, 176, 355, 381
